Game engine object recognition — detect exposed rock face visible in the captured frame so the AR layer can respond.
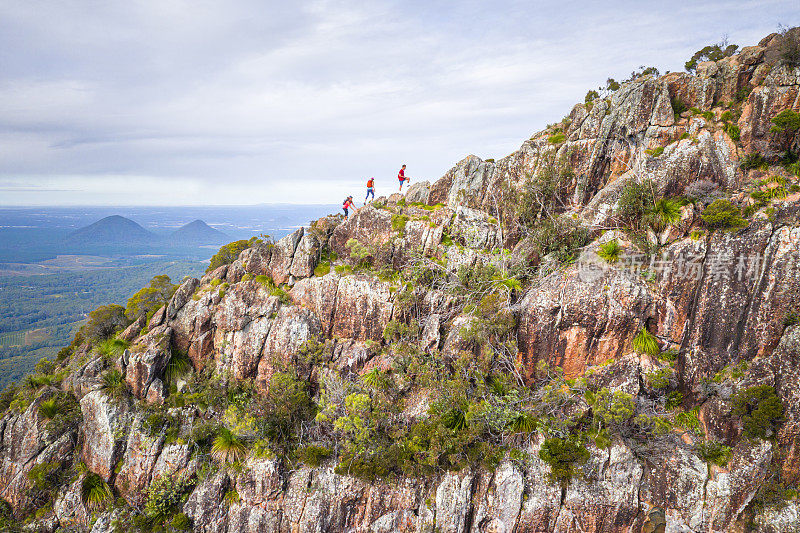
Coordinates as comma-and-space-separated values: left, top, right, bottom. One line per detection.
124, 325, 172, 400
4, 31, 800, 532
79, 391, 129, 481
290, 273, 393, 341
518, 266, 653, 379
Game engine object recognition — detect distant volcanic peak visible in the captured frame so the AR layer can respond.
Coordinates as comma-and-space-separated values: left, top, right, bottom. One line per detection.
170, 219, 229, 245
67, 215, 156, 245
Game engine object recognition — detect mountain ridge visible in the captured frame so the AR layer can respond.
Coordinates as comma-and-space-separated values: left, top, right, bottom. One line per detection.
1, 29, 800, 533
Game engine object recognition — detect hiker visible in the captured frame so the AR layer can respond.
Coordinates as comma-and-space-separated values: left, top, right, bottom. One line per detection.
398, 164, 410, 192
342, 195, 355, 218
365, 177, 375, 204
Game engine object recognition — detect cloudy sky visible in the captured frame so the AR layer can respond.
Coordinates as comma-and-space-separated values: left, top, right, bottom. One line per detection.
0, 0, 796, 205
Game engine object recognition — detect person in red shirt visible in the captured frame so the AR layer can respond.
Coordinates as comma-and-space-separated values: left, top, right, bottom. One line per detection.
343, 196, 355, 218
364, 177, 375, 204
398, 164, 410, 191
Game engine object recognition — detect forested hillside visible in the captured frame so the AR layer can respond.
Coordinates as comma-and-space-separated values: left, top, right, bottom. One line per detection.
0, 261, 204, 390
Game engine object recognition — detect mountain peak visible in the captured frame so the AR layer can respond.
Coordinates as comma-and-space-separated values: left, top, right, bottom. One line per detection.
67, 215, 155, 245
169, 219, 229, 245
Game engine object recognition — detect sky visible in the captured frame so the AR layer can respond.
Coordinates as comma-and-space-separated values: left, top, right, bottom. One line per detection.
0, 0, 797, 206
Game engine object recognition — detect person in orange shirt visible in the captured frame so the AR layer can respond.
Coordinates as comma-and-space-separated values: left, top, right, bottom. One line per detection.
364, 177, 375, 205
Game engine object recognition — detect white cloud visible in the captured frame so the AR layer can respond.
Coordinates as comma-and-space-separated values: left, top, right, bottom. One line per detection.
0, 0, 796, 205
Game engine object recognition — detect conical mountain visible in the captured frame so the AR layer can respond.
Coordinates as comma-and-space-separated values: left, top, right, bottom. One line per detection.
66, 215, 156, 245
169, 219, 230, 245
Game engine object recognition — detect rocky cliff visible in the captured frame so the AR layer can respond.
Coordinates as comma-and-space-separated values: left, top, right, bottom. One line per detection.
2, 30, 800, 533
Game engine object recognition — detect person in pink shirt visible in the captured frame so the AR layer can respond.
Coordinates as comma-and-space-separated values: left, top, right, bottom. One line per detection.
342, 196, 355, 218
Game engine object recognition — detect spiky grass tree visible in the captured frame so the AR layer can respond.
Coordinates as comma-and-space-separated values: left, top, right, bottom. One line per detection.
632, 327, 660, 356
100, 369, 128, 400
81, 473, 112, 511
509, 412, 537, 434
597, 240, 622, 263
38, 399, 59, 420
648, 198, 683, 232
211, 428, 248, 465
164, 350, 192, 386
97, 338, 129, 359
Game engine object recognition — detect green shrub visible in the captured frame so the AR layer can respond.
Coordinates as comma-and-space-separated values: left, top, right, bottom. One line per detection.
548, 133, 566, 144
40, 392, 81, 434
632, 328, 659, 356
296, 444, 332, 467
597, 240, 622, 263
391, 214, 410, 234
82, 304, 130, 341
645, 146, 665, 157
528, 217, 590, 264
732, 385, 784, 439
590, 388, 635, 428
143, 474, 194, 523
0, 385, 17, 414
125, 275, 177, 321
674, 407, 703, 435
240, 273, 254, 282
735, 86, 752, 103
271, 286, 291, 305
665, 391, 683, 410
508, 412, 537, 433
696, 440, 732, 466
207, 238, 259, 273
27, 461, 63, 501
725, 123, 740, 141
81, 473, 112, 511
740, 152, 766, 170
314, 261, 331, 277
771, 109, 800, 133
383, 319, 420, 343
645, 368, 673, 389
702, 110, 714, 122
345, 238, 375, 267
251, 371, 316, 449
701, 199, 746, 230
142, 411, 179, 441
585, 90, 599, 104
539, 436, 590, 486
255, 274, 275, 289
189, 422, 218, 451
169, 513, 192, 531
616, 179, 655, 230
671, 96, 688, 118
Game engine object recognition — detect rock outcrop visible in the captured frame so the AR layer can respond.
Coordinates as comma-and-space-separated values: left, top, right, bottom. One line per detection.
2, 30, 800, 532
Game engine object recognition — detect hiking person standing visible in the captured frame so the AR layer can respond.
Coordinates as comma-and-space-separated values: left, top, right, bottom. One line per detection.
364, 177, 375, 204
398, 164, 410, 192
343, 195, 355, 218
